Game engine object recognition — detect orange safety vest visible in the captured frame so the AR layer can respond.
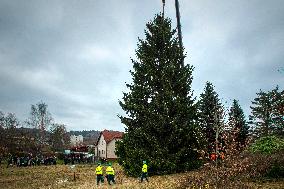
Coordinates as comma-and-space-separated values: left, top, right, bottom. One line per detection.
210, 153, 217, 161
220, 152, 225, 160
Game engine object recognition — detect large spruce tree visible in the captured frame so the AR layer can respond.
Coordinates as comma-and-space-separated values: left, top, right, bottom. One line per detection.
197, 82, 224, 152
228, 99, 249, 149
116, 14, 201, 176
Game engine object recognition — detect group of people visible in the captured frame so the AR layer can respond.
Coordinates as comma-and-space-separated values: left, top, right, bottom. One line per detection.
6, 154, 56, 167
209, 151, 225, 161
95, 160, 149, 186
95, 162, 116, 185
63, 153, 93, 165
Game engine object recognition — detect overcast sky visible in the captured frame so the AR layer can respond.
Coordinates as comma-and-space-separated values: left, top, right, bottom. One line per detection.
0, 0, 283, 131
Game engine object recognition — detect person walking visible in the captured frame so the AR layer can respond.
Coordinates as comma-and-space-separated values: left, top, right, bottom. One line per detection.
96, 162, 104, 185
106, 162, 116, 185
141, 160, 149, 182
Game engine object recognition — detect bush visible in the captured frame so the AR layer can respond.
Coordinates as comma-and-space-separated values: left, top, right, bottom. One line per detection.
56, 159, 64, 165
266, 164, 284, 178
179, 150, 284, 188
56, 152, 65, 160
249, 135, 284, 154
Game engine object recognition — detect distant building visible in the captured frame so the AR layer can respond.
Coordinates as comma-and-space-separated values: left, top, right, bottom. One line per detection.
95, 130, 123, 160
70, 135, 83, 146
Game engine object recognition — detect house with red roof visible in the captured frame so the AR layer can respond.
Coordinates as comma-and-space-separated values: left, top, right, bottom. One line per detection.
95, 130, 123, 160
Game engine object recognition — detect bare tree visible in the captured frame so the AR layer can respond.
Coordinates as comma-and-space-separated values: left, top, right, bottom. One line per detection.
0, 111, 5, 155
26, 102, 53, 151
50, 123, 70, 151
0, 112, 21, 155
211, 105, 228, 189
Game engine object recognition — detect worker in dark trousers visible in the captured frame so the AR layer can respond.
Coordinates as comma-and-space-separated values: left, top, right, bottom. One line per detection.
96, 162, 104, 185
106, 162, 115, 185
141, 160, 149, 182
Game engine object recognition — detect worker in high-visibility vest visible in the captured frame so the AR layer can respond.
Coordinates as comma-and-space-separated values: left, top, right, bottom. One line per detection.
140, 160, 149, 182
106, 162, 116, 185
95, 162, 104, 185
204, 182, 210, 188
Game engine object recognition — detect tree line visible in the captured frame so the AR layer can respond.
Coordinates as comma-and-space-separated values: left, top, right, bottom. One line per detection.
0, 102, 70, 157
116, 14, 284, 176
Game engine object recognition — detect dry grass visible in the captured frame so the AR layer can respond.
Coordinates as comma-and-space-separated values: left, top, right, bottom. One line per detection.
0, 163, 182, 189
0, 163, 284, 189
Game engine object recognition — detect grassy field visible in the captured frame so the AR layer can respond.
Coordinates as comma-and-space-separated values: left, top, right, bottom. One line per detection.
1, 163, 284, 189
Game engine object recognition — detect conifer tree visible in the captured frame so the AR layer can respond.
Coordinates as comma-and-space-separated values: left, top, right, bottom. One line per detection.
228, 99, 249, 150
269, 86, 284, 136
116, 14, 201, 176
197, 82, 224, 152
249, 86, 284, 137
249, 90, 273, 137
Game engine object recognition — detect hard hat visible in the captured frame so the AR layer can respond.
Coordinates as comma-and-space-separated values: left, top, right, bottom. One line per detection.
143, 160, 146, 164
98, 162, 101, 165
108, 162, 112, 166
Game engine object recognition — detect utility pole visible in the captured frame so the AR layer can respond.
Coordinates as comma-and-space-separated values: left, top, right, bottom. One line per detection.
175, 0, 184, 66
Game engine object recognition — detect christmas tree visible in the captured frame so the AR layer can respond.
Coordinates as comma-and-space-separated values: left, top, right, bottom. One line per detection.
116, 14, 202, 176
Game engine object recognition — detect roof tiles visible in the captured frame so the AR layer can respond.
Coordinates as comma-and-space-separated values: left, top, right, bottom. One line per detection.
101, 130, 123, 144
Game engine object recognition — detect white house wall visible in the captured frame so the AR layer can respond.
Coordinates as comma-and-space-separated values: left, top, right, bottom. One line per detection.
97, 134, 107, 159
107, 139, 121, 159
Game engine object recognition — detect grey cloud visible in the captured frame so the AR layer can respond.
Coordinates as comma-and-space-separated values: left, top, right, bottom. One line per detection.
0, 0, 283, 130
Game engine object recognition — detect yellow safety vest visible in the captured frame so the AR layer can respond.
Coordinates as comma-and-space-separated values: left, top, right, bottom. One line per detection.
96, 166, 103, 175
106, 166, 115, 175
142, 164, 147, 173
